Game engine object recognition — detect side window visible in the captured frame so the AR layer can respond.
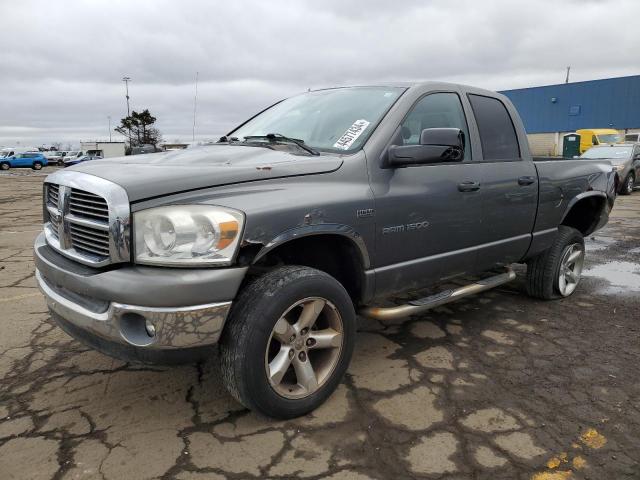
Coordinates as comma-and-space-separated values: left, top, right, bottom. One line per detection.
398, 93, 470, 160
468, 94, 520, 161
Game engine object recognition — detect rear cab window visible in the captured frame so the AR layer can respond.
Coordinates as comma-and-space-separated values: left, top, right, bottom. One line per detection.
468, 94, 520, 161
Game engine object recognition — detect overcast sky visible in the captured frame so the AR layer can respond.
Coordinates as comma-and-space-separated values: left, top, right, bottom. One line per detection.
1, 0, 638, 147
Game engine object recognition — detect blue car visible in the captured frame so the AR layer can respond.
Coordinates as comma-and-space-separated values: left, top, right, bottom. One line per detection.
63, 154, 102, 167
0, 152, 48, 171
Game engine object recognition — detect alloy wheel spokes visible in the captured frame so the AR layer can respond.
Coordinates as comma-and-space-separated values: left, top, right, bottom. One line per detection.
295, 299, 326, 331
308, 328, 342, 349
558, 243, 584, 296
292, 355, 318, 393
566, 248, 583, 265
265, 297, 343, 399
269, 345, 293, 385
273, 317, 296, 343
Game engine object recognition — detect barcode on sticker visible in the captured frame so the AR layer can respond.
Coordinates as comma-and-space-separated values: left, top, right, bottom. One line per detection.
333, 119, 371, 150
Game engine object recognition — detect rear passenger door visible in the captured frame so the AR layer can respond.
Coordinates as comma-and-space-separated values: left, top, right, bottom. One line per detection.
467, 94, 538, 270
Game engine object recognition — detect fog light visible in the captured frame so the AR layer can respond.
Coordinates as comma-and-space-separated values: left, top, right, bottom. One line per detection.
145, 320, 156, 337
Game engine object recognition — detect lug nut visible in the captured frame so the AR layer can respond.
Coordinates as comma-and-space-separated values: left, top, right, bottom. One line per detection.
298, 351, 307, 362
306, 338, 315, 347
300, 328, 309, 336
288, 349, 294, 359
289, 334, 296, 343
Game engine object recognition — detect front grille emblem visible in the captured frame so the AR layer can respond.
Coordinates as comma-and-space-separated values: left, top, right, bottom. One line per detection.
56, 185, 72, 249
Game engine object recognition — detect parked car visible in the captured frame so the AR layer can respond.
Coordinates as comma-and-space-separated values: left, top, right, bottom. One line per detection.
1, 152, 48, 170
63, 151, 83, 162
44, 151, 66, 165
575, 128, 623, 154
63, 154, 102, 167
2, 147, 40, 158
580, 144, 640, 195
624, 133, 640, 143
35, 82, 616, 419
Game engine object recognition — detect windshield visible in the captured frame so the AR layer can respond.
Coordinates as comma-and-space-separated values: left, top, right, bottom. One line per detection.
230, 87, 405, 153
581, 146, 632, 159
596, 134, 622, 144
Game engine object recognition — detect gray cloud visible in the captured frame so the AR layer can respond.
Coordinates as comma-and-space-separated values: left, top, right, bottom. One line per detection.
1, 0, 638, 146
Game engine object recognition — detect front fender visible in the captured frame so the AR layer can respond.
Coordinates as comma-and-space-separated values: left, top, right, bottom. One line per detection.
253, 223, 371, 269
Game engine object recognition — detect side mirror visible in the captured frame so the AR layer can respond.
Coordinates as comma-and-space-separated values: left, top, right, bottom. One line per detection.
388, 128, 464, 167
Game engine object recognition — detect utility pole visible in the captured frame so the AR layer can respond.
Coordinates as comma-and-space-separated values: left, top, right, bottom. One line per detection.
565, 66, 571, 84
122, 76, 132, 149
192, 71, 199, 142
108, 116, 112, 142
122, 76, 131, 115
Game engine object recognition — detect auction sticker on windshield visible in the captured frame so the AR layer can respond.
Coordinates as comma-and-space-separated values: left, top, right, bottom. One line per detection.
333, 119, 371, 150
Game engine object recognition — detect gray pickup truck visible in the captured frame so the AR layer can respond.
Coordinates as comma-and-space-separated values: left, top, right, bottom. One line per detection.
35, 82, 616, 418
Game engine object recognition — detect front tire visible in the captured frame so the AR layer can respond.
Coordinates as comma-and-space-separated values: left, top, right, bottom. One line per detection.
219, 265, 356, 419
526, 226, 585, 300
620, 173, 635, 195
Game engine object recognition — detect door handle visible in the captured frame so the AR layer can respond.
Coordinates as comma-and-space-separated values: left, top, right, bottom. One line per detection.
518, 176, 536, 186
458, 181, 480, 192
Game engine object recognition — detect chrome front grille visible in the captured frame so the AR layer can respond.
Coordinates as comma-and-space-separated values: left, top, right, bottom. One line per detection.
47, 183, 59, 207
43, 171, 131, 267
69, 189, 109, 222
69, 220, 110, 257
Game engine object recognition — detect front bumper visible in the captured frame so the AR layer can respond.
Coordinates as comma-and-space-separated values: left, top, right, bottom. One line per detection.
34, 232, 248, 363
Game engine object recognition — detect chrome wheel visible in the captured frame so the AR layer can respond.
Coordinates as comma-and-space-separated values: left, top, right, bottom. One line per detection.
265, 297, 343, 399
557, 243, 584, 297
626, 175, 635, 194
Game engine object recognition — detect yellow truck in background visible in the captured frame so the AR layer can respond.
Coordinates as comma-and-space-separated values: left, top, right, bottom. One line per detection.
576, 128, 623, 153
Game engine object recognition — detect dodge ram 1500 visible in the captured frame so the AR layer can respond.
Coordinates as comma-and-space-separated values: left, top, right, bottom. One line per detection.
35, 82, 616, 418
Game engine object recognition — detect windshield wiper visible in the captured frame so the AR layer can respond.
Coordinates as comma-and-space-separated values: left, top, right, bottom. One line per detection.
241, 133, 319, 156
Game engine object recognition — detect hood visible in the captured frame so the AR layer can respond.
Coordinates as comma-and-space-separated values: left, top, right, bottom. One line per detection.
68, 144, 343, 201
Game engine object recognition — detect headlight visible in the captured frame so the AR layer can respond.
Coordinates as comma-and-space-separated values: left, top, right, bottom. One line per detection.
134, 205, 244, 266
613, 164, 625, 172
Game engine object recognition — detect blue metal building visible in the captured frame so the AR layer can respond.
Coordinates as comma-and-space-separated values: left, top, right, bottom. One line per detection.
499, 75, 640, 134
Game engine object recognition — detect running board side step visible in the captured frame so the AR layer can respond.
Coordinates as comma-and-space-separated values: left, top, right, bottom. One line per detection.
359, 267, 516, 321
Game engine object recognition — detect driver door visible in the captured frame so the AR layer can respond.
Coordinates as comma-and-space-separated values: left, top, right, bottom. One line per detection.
368, 92, 485, 297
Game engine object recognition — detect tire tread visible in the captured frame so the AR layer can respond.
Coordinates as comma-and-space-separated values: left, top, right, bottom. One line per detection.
526, 226, 584, 300
219, 265, 354, 417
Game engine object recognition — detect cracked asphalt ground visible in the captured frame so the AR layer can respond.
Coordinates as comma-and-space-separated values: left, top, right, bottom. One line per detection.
1, 169, 639, 480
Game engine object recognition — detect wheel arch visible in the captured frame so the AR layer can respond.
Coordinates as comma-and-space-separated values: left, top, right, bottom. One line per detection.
560, 191, 608, 236
246, 224, 371, 304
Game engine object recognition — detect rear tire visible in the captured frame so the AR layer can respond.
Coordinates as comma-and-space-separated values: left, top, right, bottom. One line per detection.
219, 265, 356, 419
526, 226, 585, 300
620, 172, 635, 195
0, 162, 9, 171
33, 161, 43, 170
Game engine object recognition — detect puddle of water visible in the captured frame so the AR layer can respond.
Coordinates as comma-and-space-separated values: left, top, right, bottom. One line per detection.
583, 261, 640, 294
584, 236, 616, 252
